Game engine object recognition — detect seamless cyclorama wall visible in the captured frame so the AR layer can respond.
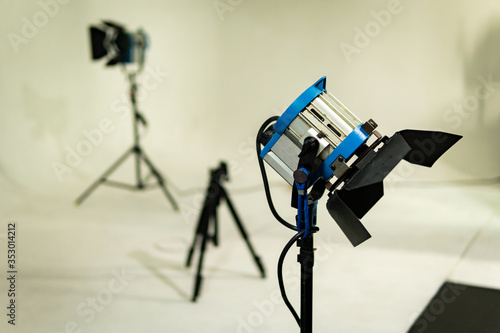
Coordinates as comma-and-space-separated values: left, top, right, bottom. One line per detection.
1, 0, 500, 197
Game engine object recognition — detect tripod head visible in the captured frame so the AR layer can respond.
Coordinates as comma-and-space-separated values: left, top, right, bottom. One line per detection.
211, 162, 229, 185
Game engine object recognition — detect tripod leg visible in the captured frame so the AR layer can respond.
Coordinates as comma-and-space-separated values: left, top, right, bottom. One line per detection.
134, 147, 143, 188
75, 148, 133, 205
186, 201, 210, 267
188, 173, 221, 301
221, 187, 266, 278
192, 226, 210, 302
140, 150, 179, 211
189, 198, 214, 302
186, 236, 198, 268
212, 196, 219, 247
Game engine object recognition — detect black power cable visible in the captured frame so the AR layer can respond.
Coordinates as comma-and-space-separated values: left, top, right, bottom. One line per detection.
278, 230, 304, 326
257, 116, 302, 327
256, 116, 297, 231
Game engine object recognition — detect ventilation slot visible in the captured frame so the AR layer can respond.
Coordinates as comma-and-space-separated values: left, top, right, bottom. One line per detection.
327, 124, 342, 138
310, 108, 325, 122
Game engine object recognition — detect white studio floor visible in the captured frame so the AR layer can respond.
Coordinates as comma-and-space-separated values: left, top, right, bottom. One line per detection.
1, 179, 499, 333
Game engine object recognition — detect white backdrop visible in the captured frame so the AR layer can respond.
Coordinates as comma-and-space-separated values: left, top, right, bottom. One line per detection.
2, 0, 500, 196
2, 2, 500, 333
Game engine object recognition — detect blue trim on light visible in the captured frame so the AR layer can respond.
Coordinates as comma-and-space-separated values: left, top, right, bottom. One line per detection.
310, 201, 318, 227
296, 182, 305, 233
303, 195, 310, 237
295, 168, 311, 237
260, 76, 327, 158
310, 124, 369, 183
123, 34, 135, 63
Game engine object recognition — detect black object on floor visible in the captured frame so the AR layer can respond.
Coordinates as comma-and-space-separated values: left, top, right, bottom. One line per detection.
408, 282, 500, 333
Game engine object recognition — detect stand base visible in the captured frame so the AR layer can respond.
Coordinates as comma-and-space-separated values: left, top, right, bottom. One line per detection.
75, 145, 179, 211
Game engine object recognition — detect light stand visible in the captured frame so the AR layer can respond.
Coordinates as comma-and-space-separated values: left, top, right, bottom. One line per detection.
75, 69, 178, 210
185, 162, 265, 302
78, 21, 178, 209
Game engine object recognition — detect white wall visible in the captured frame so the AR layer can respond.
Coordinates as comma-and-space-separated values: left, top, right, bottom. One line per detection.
2, 0, 500, 196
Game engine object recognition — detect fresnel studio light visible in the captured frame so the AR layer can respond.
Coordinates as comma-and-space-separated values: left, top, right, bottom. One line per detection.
257, 76, 461, 332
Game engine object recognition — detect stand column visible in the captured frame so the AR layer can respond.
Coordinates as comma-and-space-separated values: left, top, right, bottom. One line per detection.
129, 73, 142, 187
298, 234, 314, 333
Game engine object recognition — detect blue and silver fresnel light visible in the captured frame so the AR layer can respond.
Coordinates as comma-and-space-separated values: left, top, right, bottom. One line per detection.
258, 76, 461, 246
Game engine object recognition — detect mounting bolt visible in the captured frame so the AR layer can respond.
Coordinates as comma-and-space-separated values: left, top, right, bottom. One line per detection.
293, 169, 308, 184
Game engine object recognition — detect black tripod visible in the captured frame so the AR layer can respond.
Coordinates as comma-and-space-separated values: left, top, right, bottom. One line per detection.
75, 71, 178, 210
185, 162, 265, 302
